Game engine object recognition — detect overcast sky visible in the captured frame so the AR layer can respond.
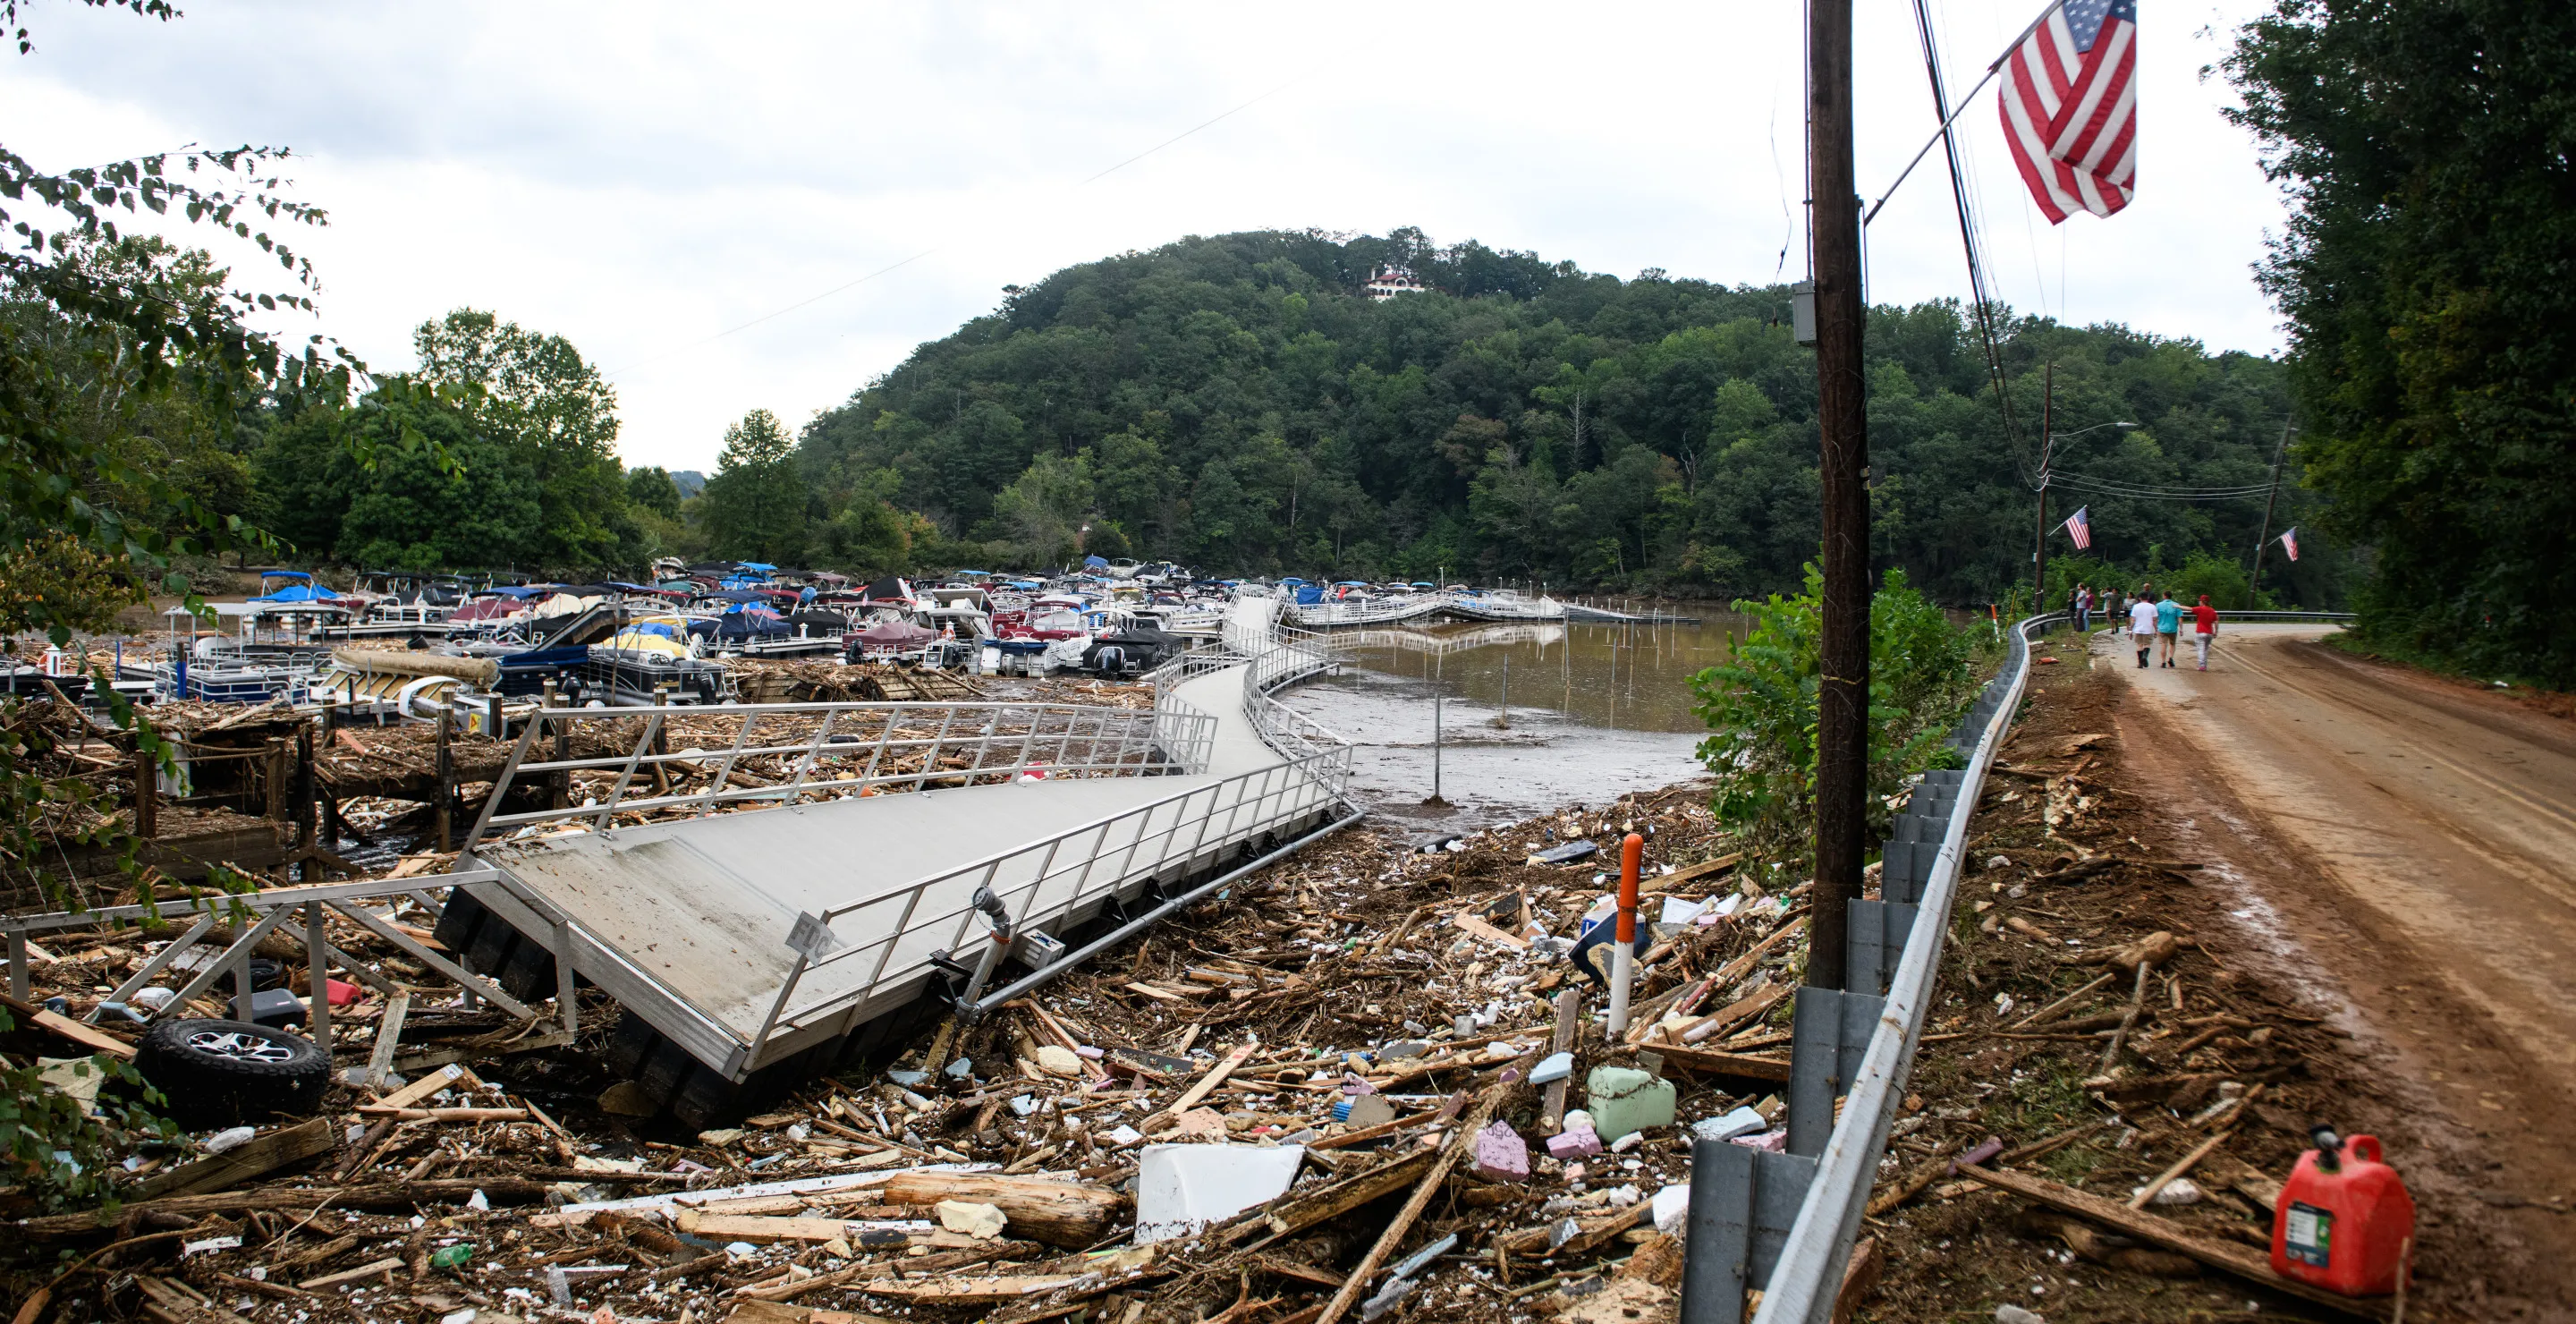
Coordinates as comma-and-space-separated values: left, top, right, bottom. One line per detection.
4, 1, 2288, 472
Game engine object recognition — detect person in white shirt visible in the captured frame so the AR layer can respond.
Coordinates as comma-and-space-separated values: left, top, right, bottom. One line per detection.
2128, 591, 2157, 669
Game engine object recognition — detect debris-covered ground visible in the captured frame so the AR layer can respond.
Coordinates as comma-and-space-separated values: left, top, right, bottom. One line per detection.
3, 780, 1831, 1324
1862, 634, 2548, 1323
13, 638, 2545, 1324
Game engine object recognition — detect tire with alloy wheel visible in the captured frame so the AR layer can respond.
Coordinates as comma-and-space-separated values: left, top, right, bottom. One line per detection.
135, 1017, 331, 1126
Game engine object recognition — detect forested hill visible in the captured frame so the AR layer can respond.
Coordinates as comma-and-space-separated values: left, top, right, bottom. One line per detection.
782, 228, 2333, 605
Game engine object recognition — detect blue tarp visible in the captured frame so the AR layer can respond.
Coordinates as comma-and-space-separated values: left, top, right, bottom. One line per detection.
1083, 555, 1110, 568
1294, 584, 1324, 604
483, 585, 548, 599
249, 583, 342, 603
735, 562, 777, 573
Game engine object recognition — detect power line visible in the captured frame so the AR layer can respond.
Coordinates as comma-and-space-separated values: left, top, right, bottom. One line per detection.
2051, 471, 2275, 501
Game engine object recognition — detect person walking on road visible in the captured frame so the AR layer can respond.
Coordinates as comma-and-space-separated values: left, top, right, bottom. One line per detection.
2154, 590, 2182, 668
2129, 590, 2157, 668
2190, 593, 2219, 669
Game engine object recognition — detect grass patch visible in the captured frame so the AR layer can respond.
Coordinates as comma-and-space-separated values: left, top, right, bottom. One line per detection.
2321, 623, 2569, 695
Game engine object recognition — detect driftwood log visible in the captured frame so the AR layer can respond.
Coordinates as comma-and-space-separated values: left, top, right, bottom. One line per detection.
877, 1171, 1125, 1247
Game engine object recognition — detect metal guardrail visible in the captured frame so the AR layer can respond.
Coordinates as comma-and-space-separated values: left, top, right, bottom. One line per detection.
2216, 609, 2355, 624
1720, 614, 2055, 1323
0, 868, 547, 1063
748, 743, 1354, 1049
460, 699, 1216, 850
1285, 588, 1565, 629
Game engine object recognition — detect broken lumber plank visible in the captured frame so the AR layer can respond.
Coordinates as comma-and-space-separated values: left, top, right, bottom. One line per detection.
2129, 1128, 2235, 1209
15, 1178, 556, 1235
877, 1172, 1123, 1248
352, 1107, 527, 1123
1648, 1043, 1792, 1082
1708, 916, 1808, 986
1642, 852, 1742, 894
858, 1276, 1081, 1304
134, 1117, 335, 1199
299, 1256, 404, 1290
1258, 1150, 1440, 1239
369, 1061, 473, 1110
1162, 1041, 1258, 1118
675, 1212, 884, 1244
1314, 1059, 1524, 1324
2, 993, 137, 1060
725, 1302, 901, 1324
1451, 912, 1529, 950
1960, 1166, 2394, 1320
1303, 1108, 1444, 1153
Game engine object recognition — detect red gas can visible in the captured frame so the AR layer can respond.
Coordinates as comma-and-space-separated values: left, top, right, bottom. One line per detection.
2270, 1127, 2414, 1295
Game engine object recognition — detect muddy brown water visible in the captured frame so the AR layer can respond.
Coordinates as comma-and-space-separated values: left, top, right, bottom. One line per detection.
1277, 609, 1748, 841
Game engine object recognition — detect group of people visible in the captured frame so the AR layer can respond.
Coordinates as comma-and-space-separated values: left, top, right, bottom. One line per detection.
2064, 581, 2221, 670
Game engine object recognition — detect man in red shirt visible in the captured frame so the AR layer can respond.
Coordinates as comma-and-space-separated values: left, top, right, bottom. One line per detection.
2190, 594, 2220, 670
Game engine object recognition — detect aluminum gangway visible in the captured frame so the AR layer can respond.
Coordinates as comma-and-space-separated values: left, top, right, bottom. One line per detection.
1283, 588, 1691, 629
419, 594, 1356, 1121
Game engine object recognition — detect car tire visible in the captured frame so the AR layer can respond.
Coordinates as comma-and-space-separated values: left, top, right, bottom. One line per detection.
135, 1017, 331, 1127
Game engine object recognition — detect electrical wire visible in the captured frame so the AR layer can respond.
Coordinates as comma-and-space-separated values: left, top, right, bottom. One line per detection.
2050, 471, 2275, 501
1913, 0, 2035, 488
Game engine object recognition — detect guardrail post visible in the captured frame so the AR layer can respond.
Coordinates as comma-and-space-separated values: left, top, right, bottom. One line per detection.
306, 900, 332, 1054
1682, 1138, 1820, 1324
1786, 985, 1884, 1157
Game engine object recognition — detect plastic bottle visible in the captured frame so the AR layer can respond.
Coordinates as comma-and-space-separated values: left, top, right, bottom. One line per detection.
2272, 1125, 2415, 1295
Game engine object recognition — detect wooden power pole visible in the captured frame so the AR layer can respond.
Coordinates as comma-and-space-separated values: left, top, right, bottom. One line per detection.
1809, 0, 1867, 992
2249, 418, 2294, 603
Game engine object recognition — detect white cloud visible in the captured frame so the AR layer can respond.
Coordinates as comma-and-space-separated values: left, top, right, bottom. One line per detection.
4, 0, 2286, 471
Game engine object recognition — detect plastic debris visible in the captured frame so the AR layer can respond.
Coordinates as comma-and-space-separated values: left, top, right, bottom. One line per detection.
1134, 1143, 1306, 1243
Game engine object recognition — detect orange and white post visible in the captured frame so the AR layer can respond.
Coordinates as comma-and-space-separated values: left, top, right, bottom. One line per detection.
1606, 832, 1644, 1035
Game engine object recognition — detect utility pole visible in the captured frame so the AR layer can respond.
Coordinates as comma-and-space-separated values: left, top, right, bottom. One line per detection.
2032, 363, 2055, 615
2249, 418, 2294, 604
1809, 0, 1867, 994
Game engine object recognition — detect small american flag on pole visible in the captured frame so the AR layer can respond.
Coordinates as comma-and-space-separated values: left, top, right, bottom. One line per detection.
2062, 505, 2093, 550
2279, 527, 2299, 562
2000, 0, 2138, 223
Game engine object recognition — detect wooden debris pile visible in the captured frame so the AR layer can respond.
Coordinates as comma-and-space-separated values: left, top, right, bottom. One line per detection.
0, 783, 1844, 1324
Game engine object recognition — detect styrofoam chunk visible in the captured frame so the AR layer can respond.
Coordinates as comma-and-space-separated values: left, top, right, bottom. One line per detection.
1133, 1144, 1307, 1243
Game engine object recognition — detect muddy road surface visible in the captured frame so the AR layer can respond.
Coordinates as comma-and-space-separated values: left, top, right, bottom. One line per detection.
2106, 621, 2576, 1311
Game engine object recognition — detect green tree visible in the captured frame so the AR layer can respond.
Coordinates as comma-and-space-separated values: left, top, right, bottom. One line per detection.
993, 452, 1095, 568
796, 229, 2315, 596
0, 0, 400, 1209
333, 390, 539, 571
412, 309, 631, 573
626, 465, 683, 518
1690, 566, 1976, 861
2226, 0, 2574, 684
699, 408, 806, 564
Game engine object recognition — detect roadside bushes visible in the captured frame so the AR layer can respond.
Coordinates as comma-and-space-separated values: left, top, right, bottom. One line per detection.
1690, 565, 1977, 861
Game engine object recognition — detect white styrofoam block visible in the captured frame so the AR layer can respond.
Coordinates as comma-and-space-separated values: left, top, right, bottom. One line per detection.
1133, 1144, 1306, 1244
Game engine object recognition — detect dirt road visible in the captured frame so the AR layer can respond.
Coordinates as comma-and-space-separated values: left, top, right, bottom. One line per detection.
2102, 622, 2576, 1310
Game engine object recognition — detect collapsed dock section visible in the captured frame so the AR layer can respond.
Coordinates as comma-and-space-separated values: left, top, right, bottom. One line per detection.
434, 598, 1356, 1122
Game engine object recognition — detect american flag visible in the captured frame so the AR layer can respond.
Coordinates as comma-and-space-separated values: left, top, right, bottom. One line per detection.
2000, 0, 2138, 224
2062, 505, 2092, 550
2279, 527, 2299, 562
